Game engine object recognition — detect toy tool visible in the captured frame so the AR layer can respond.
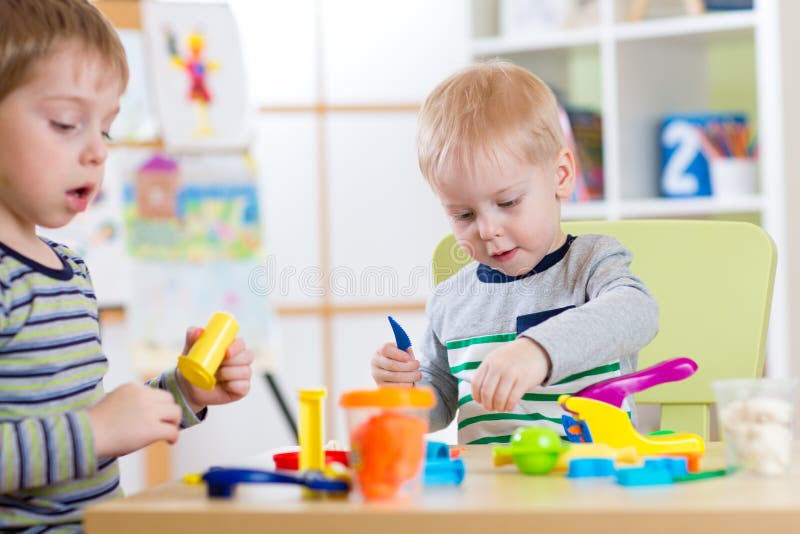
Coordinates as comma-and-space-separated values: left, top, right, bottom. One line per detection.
559, 394, 704, 467
178, 311, 239, 390
388, 316, 412, 351
574, 357, 698, 408
202, 467, 349, 498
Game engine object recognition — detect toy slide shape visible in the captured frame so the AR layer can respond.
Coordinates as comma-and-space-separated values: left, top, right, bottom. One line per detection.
574, 357, 698, 408
559, 395, 705, 456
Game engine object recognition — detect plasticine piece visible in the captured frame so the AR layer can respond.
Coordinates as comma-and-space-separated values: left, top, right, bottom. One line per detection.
615, 465, 674, 487
566, 458, 616, 478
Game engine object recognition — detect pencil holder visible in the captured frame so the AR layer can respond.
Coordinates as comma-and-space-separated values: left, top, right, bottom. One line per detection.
178, 311, 239, 390
710, 157, 757, 197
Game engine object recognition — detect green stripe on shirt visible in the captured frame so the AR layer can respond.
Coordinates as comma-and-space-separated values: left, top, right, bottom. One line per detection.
458, 412, 563, 429
553, 361, 620, 385
446, 333, 517, 350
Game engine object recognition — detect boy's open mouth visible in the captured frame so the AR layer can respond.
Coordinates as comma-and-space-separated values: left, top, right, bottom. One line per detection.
65, 184, 95, 212
67, 185, 92, 198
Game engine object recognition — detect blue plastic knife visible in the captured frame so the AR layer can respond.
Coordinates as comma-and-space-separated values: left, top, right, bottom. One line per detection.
388, 316, 412, 351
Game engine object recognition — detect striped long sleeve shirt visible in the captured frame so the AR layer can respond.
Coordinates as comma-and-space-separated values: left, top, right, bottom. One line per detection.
0, 240, 204, 532
419, 234, 659, 444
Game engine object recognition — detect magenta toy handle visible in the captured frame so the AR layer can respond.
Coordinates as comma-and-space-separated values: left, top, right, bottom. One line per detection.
574, 357, 698, 407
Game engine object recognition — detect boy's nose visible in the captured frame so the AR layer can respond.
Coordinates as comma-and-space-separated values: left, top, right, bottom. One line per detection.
477, 214, 503, 240
80, 134, 108, 167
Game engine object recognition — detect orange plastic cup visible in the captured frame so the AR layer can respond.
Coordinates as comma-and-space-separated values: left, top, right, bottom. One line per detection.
339, 387, 434, 501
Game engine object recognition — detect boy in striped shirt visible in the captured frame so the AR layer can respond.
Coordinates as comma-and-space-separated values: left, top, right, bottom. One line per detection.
0, 1, 254, 530
371, 61, 659, 445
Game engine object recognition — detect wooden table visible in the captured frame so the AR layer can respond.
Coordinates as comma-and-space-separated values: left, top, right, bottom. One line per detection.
85, 443, 800, 533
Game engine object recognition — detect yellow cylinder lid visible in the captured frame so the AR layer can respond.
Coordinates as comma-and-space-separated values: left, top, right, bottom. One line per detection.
178, 356, 216, 391
339, 386, 435, 408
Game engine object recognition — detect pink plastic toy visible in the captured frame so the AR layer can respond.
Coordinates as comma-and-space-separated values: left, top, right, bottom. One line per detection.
574, 357, 698, 408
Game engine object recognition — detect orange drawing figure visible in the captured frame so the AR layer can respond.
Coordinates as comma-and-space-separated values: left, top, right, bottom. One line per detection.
167, 29, 218, 137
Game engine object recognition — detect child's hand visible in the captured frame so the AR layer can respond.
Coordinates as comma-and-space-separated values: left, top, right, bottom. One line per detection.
472, 338, 551, 412
177, 327, 254, 413
88, 383, 182, 458
370, 342, 421, 387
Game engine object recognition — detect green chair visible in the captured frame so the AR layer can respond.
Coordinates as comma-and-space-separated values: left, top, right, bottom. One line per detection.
432, 220, 777, 440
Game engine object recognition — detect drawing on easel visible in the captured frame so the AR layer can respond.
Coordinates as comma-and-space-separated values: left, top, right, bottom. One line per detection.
166, 28, 218, 137
142, 2, 250, 150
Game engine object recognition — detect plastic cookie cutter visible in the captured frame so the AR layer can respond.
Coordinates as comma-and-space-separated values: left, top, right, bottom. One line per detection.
424, 441, 466, 485
561, 357, 699, 443
201, 467, 350, 498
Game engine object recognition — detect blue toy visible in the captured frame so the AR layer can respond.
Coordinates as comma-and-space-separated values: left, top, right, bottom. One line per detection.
567, 458, 616, 479
424, 440, 465, 485
388, 316, 412, 351
202, 467, 349, 498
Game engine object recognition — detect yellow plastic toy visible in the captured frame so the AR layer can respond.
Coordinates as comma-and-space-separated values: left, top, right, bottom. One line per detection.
559, 395, 704, 469
299, 389, 326, 472
177, 311, 239, 391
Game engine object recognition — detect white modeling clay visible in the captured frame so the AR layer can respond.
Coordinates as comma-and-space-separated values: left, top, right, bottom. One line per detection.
720, 397, 793, 476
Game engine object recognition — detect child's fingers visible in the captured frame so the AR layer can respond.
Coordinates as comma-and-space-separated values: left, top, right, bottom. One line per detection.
378, 342, 413, 362
372, 353, 419, 373
471, 364, 487, 405
475, 365, 501, 411
491, 375, 516, 413
222, 345, 254, 365
158, 422, 180, 445
181, 326, 203, 355
220, 379, 251, 397
225, 337, 247, 359
216, 363, 252, 383
505, 381, 528, 412
372, 367, 420, 384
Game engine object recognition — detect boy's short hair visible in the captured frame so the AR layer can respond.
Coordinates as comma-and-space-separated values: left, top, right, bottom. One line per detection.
417, 60, 566, 184
0, 0, 129, 103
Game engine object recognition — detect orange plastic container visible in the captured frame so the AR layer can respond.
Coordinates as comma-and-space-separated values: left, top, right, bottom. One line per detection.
339, 387, 434, 501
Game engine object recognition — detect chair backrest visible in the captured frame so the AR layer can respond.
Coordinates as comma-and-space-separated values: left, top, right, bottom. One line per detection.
431, 220, 777, 439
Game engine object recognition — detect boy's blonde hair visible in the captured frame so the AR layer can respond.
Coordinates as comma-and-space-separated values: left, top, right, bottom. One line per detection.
0, 0, 129, 103
417, 60, 566, 184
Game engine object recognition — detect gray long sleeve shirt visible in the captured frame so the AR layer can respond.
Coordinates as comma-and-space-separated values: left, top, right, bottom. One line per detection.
418, 233, 659, 444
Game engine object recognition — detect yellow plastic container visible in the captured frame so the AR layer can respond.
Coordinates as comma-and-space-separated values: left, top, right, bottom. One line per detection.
299, 389, 326, 472
177, 312, 239, 390
339, 387, 434, 501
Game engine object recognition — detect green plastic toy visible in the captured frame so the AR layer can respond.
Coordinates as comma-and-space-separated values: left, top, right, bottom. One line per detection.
492, 427, 569, 475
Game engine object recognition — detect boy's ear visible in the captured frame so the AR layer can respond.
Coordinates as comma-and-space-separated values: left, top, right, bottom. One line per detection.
553, 148, 576, 201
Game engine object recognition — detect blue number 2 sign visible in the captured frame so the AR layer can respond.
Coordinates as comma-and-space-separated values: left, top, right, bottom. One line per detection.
660, 113, 746, 198
660, 116, 710, 197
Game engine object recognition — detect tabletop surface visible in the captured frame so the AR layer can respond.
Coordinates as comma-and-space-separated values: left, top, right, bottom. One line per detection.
84, 442, 800, 534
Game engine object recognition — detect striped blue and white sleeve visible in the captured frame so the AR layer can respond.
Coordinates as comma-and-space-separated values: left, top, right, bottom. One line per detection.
0, 412, 97, 493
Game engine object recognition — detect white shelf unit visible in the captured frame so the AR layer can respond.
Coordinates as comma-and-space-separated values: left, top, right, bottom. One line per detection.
469, 0, 798, 378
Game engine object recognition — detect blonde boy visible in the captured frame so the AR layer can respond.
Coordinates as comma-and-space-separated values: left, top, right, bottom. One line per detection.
371, 61, 659, 444
0, 1, 253, 529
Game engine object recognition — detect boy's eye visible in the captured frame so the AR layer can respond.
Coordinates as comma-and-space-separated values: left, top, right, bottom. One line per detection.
454, 212, 474, 222
50, 121, 75, 132
499, 198, 519, 208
